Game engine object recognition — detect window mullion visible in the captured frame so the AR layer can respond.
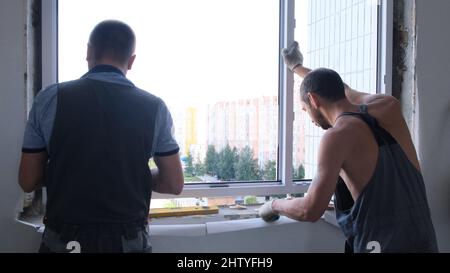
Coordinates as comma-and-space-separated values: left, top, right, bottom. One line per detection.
279, 0, 295, 192
42, 0, 58, 87
377, 0, 393, 95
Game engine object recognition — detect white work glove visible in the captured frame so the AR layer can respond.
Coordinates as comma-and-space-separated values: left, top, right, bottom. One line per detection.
258, 200, 280, 222
281, 41, 304, 71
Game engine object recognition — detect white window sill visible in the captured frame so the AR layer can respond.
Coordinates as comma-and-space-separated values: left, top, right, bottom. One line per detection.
18, 208, 340, 236
323, 210, 339, 228
149, 213, 340, 237
149, 217, 299, 237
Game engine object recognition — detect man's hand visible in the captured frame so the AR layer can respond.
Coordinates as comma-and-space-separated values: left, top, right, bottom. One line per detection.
281, 41, 304, 71
258, 200, 280, 222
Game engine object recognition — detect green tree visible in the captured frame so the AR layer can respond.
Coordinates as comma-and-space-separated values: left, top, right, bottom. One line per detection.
293, 164, 305, 180
185, 152, 194, 176
205, 145, 218, 176
194, 159, 205, 176
217, 144, 237, 181
263, 160, 277, 180
235, 146, 261, 181
232, 147, 239, 161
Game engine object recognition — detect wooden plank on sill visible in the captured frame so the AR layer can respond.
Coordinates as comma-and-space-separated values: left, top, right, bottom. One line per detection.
149, 206, 219, 218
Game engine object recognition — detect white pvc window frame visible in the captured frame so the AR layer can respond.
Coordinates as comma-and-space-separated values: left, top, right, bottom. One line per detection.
41, 0, 392, 199
377, 0, 393, 95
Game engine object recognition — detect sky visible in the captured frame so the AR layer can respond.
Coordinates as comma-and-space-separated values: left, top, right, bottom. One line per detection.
59, 0, 309, 145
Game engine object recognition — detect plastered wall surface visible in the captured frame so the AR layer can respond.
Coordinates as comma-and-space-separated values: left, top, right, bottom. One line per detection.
415, 0, 450, 252
0, 0, 43, 252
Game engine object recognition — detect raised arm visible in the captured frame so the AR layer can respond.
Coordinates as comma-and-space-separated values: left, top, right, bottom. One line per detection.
283, 41, 390, 105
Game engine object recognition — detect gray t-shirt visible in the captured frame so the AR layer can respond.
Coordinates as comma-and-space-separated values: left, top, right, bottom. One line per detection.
22, 71, 179, 157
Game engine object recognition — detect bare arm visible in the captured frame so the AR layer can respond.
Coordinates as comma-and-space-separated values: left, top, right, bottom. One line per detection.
152, 153, 184, 195
272, 130, 347, 222
283, 41, 396, 105
19, 152, 48, 193
292, 65, 389, 105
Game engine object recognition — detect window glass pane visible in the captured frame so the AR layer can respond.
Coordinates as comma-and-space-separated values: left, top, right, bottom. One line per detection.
59, 0, 280, 184
293, 0, 378, 179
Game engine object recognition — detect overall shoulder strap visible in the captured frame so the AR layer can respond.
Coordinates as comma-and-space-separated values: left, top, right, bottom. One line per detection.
336, 105, 397, 147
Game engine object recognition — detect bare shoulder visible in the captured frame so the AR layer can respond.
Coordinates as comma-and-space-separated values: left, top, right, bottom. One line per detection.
366, 95, 401, 116
324, 117, 374, 154
327, 117, 366, 137
366, 95, 421, 171
320, 125, 354, 152
322, 127, 344, 142
365, 95, 406, 134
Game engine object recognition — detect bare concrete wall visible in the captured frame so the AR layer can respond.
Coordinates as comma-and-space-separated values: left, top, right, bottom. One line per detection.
393, 0, 418, 141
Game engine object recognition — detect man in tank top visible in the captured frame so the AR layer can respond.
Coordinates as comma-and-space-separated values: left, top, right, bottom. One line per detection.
259, 41, 438, 253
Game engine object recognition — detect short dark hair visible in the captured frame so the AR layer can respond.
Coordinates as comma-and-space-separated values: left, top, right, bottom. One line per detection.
300, 68, 345, 103
88, 20, 136, 64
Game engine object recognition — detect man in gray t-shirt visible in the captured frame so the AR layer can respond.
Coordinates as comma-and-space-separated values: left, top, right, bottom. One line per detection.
19, 20, 184, 253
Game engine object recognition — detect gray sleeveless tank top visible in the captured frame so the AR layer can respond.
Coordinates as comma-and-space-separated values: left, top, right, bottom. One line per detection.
334, 105, 438, 253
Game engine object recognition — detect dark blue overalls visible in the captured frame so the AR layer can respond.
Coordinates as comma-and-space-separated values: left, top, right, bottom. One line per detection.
334, 105, 438, 253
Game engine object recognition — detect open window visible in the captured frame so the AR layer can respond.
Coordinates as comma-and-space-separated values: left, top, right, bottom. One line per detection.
293, 0, 383, 179
34, 0, 392, 220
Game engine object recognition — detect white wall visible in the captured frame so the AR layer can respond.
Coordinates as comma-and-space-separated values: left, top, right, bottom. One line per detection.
0, 0, 345, 253
0, 0, 43, 252
416, 0, 450, 252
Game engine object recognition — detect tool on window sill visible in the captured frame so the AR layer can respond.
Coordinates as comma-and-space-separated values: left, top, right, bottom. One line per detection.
149, 205, 219, 218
